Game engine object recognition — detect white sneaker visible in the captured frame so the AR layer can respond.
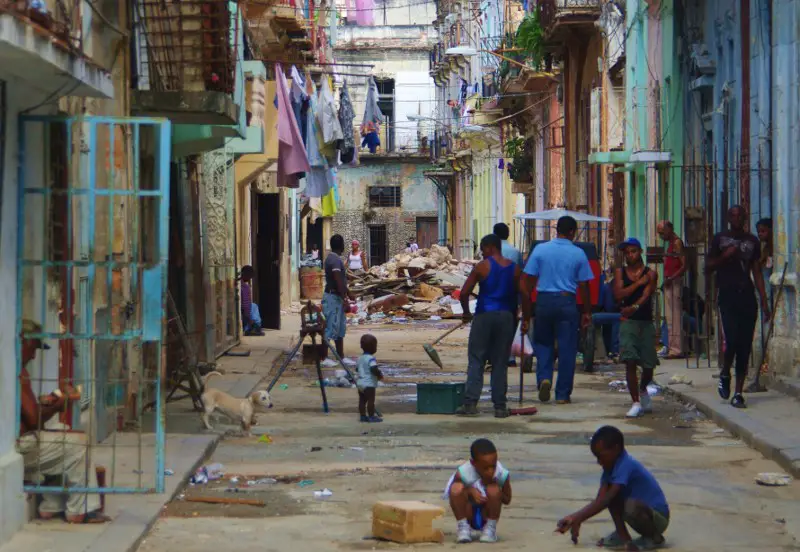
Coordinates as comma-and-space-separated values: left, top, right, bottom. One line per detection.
479, 528, 498, 543
456, 524, 472, 543
640, 392, 653, 413
320, 359, 338, 368
343, 357, 357, 366
626, 402, 644, 418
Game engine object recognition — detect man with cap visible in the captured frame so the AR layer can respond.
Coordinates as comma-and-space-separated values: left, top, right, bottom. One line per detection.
17, 319, 110, 523
613, 239, 659, 418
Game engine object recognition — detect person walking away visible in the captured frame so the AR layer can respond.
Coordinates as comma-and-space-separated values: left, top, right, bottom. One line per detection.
18, 320, 111, 524
656, 221, 686, 358
346, 239, 368, 275
493, 222, 524, 368
323, 234, 356, 360
456, 234, 530, 418
521, 216, 593, 404
706, 205, 770, 408
613, 239, 659, 418
240, 265, 264, 336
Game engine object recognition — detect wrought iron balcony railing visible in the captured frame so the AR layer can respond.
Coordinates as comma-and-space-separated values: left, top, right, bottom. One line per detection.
133, 0, 237, 95
537, 0, 602, 35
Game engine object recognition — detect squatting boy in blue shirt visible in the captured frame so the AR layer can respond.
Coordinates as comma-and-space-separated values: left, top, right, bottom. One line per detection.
556, 425, 670, 551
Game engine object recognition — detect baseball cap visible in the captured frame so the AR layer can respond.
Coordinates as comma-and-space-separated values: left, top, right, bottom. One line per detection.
618, 237, 643, 251
22, 319, 51, 350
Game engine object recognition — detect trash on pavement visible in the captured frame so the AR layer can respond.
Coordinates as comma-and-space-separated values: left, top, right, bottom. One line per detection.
669, 374, 693, 385
310, 446, 322, 452
755, 473, 793, 487
258, 434, 273, 444
164, 468, 175, 476
247, 478, 278, 486
190, 463, 224, 485
609, 380, 628, 391
279, 384, 289, 390
350, 446, 364, 451
298, 479, 315, 487
313, 488, 334, 499
646, 383, 661, 396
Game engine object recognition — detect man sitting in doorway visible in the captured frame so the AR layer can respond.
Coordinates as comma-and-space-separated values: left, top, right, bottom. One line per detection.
240, 265, 264, 336
17, 319, 110, 523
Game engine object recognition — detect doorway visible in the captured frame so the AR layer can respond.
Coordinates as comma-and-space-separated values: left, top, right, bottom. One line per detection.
368, 224, 388, 266
306, 216, 323, 253
416, 216, 438, 249
254, 192, 282, 330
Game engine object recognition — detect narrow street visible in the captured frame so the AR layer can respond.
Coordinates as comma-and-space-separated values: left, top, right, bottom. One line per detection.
137, 320, 800, 552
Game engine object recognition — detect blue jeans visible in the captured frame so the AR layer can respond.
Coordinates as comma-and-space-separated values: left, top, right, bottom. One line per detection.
593, 312, 620, 355
534, 293, 579, 401
244, 303, 262, 333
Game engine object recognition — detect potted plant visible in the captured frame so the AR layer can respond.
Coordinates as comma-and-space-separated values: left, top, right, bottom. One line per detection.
505, 137, 532, 183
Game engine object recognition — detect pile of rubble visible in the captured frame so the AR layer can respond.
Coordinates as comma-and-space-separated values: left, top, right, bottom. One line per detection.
347, 244, 479, 322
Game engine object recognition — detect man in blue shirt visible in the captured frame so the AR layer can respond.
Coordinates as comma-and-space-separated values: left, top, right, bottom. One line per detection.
493, 223, 524, 267
521, 216, 593, 403
494, 223, 523, 368
556, 425, 669, 550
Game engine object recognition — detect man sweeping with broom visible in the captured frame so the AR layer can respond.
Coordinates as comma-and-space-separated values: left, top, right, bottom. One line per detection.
456, 234, 531, 419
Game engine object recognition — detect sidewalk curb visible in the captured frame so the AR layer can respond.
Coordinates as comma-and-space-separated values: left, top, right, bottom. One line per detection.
660, 383, 800, 478
88, 434, 222, 552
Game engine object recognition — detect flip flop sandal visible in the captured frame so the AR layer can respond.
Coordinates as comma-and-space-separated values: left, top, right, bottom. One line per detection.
67, 511, 111, 524
632, 536, 665, 550
597, 531, 627, 549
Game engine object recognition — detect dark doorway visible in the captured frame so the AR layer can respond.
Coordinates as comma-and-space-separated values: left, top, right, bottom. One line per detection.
416, 216, 438, 249
254, 192, 281, 330
306, 216, 323, 253
368, 225, 388, 266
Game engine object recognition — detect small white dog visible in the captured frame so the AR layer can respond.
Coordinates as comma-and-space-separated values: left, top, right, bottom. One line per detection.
200, 371, 273, 434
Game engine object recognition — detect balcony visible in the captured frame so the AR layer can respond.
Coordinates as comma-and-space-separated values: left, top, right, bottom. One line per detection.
131, 0, 240, 127
0, 1, 113, 98
358, 125, 431, 162
538, 0, 601, 46
244, 0, 312, 63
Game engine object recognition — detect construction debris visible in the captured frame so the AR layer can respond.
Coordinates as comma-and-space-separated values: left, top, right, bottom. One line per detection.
346, 245, 478, 322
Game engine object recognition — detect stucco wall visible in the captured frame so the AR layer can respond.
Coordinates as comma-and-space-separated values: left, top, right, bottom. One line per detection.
331, 162, 438, 261
0, 83, 28, 546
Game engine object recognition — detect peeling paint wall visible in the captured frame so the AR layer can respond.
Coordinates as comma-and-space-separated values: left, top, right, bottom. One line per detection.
332, 162, 439, 260
768, 0, 800, 377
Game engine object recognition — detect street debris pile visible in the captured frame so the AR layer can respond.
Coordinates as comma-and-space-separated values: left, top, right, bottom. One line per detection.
347, 244, 478, 323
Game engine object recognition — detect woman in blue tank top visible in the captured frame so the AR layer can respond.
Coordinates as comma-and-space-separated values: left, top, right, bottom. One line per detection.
456, 234, 531, 418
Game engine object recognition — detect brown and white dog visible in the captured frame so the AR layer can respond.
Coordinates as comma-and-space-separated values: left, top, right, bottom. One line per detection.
200, 371, 273, 434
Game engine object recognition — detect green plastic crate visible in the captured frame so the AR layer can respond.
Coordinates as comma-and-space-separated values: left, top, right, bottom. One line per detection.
416, 382, 465, 414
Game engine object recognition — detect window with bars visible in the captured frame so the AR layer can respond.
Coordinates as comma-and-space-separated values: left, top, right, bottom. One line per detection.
368, 186, 402, 208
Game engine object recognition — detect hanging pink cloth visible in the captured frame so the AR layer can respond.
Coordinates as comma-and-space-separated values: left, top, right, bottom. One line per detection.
355, 0, 374, 26
276, 63, 310, 188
